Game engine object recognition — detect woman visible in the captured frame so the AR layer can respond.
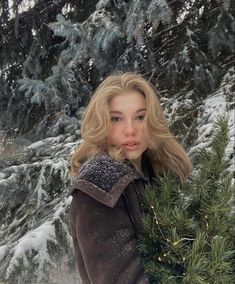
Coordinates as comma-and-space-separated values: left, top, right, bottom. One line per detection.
69, 72, 192, 283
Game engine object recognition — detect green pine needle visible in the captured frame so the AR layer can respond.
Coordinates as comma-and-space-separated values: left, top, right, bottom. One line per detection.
138, 118, 234, 283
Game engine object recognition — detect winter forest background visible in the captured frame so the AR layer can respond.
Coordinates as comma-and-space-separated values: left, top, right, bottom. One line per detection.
0, 0, 234, 283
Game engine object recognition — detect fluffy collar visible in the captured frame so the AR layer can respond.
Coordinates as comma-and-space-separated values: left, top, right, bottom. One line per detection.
70, 154, 144, 207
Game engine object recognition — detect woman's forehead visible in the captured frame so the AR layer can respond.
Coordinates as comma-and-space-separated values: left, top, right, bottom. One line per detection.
109, 90, 146, 112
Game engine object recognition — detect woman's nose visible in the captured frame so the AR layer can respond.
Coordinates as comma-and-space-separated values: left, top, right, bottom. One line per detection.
124, 120, 136, 136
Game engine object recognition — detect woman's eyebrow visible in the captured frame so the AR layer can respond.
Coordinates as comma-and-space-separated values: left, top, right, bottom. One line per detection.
136, 108, 146, 113
110, 110, 123, 114
110, 108, 146, 114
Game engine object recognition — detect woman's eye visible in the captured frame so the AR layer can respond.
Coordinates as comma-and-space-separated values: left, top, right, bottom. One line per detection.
111, 116, 122, 122
136, 115, 145, 121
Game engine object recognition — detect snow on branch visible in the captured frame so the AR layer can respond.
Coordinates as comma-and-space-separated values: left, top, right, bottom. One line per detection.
147, 0, 173, 27
0, 138, 74, 283
5, 221, 57, 281
189, 67, 235, 174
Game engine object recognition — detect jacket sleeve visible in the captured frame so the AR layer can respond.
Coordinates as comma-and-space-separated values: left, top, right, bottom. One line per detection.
69, 188, 149, 284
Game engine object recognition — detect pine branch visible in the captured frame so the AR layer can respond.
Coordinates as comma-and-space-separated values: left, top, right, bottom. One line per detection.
139, 118, 234, 283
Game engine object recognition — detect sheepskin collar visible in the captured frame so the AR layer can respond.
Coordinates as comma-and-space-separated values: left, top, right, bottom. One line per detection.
70, 153, 144, 207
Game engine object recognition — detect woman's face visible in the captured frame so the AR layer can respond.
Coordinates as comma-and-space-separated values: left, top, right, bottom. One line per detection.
107, 90, 148, 161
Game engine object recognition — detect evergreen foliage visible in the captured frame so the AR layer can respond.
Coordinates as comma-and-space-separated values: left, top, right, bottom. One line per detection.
138, 118, 234, 283
1, 0, 234, 139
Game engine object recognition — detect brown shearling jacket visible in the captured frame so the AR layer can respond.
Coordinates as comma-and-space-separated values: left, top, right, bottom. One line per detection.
69, 153, 154, 284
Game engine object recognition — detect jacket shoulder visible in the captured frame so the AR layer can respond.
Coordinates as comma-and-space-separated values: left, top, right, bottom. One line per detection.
70, 154, 140, 208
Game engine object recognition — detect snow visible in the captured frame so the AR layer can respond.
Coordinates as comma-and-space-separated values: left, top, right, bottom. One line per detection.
34, 165, 49, 209
147, 0, 173, 26
181, 46, 190, 63
190, 67, 235, 174
8, 0, 36, 19
0, 135, 76, 282
51, 196, 72, 220
0, 245, 8, 260
0, 187, 74, 282
186, 26, 194, 37
196, 94, 227, 143
27, 140, 45, 149
6, 221, 57, 280
226, 108, 235, 172
96, 0, 110, 10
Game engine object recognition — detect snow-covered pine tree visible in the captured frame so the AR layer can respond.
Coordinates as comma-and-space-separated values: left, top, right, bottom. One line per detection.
138, 118, 234, 283
1, 0, 234, 140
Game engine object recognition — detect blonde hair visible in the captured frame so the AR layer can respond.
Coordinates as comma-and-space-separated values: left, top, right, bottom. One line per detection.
71, 72, 192, 181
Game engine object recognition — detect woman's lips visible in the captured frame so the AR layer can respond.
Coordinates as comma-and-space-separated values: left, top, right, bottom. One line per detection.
122, 143, 139, 151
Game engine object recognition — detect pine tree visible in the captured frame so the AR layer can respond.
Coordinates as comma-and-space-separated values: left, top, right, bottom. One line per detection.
138, 118, 234, 283
1, 1, 234, 140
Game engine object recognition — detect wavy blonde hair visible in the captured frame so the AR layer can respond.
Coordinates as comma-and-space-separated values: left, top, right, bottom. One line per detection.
71, 72, 192, 181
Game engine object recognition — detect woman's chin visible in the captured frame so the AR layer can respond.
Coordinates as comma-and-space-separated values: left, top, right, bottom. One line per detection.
125, 151, 142, 161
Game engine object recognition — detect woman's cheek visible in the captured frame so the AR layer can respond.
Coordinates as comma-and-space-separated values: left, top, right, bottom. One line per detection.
107, 128, 115, 144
